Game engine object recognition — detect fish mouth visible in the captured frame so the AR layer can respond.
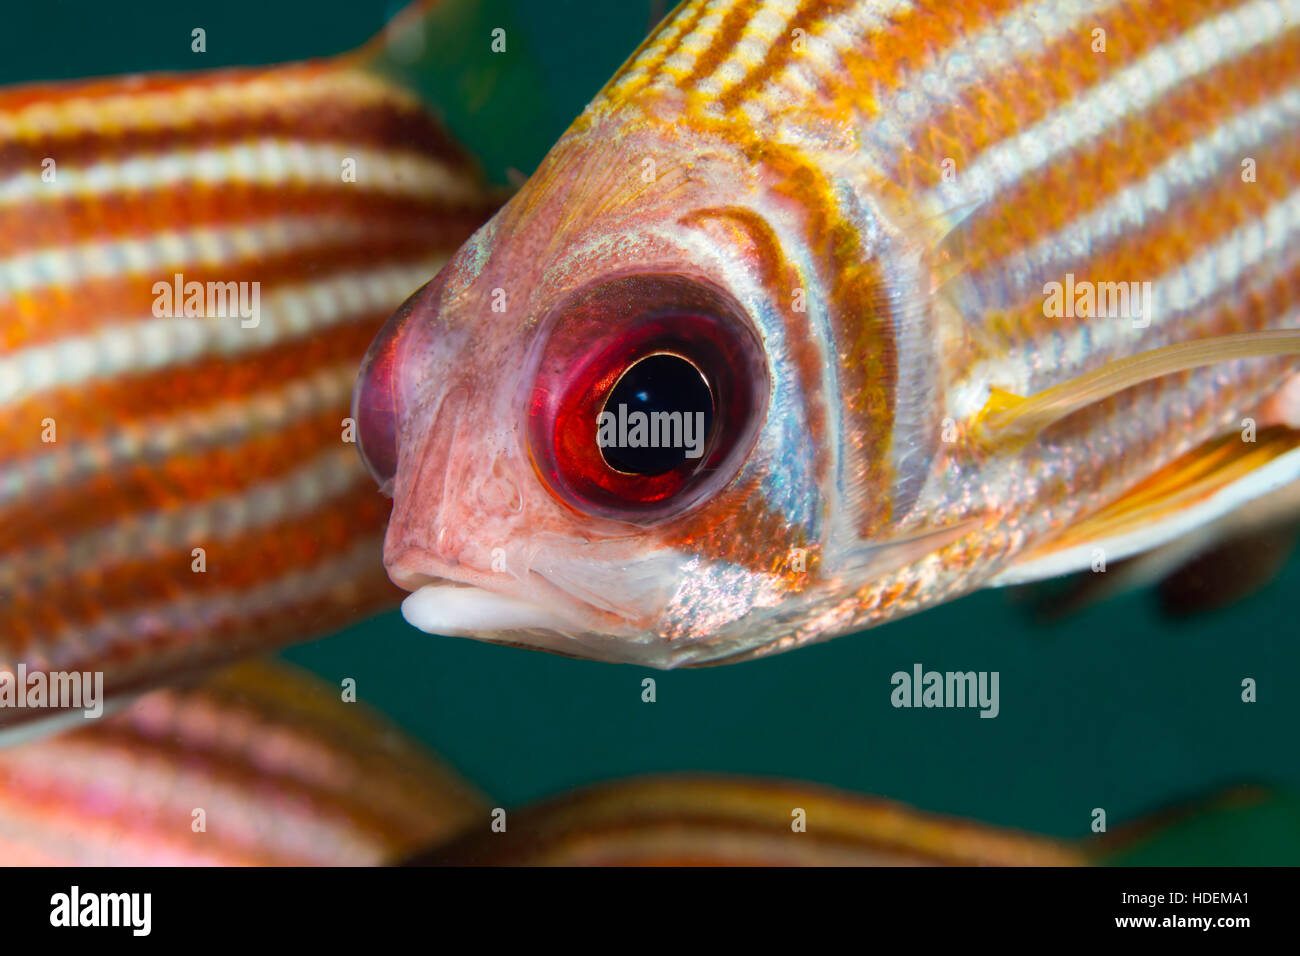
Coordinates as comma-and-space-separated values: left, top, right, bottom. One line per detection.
400, 580, 578, 639
386, 555, 662, 662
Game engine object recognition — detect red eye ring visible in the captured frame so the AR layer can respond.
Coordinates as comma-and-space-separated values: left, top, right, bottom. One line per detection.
526, 275, 767, 523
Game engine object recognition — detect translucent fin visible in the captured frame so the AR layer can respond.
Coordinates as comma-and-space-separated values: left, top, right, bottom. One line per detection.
1155, 519, 1298, 616
349, 0, 555, 186
993, 428, 1300, 586
976, 330, 1300, 448
1019, 503, 1300, 622
353, 1, 661, 186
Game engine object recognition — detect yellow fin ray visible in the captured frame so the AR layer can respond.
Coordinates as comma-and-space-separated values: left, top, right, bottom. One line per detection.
993, 427, 1300, 586
976, 330, 1300, 448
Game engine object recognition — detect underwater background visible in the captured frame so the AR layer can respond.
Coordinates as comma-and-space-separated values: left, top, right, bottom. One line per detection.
6, 0, 1297, 864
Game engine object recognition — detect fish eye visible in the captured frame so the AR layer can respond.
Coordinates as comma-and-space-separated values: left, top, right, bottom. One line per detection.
352, 280, 433, 490
527, 275, 767, 522
599, 353, 715, 475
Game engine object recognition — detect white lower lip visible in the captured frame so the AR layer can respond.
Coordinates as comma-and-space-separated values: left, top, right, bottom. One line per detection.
400, 583, 573, 637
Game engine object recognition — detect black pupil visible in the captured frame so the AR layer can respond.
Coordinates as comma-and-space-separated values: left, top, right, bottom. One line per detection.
598, 353, 714, 475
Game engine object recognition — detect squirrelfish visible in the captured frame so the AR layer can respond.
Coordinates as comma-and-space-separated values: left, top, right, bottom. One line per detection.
0, 26, 500, 724
412, 774, 1085, 865
0, 660, 483, 865
356, 0, 1300, 666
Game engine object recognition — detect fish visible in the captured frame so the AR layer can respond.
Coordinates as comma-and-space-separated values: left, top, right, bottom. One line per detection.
0, 9, 503, 726
356, 0, 1300, 667
408, 773, 1085, 865
408, 775, 1296, 866
0, 659, 483, 865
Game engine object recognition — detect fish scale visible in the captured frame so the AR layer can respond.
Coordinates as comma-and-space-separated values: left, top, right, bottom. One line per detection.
0, 56, 501, 719
371, 0, 1300, 666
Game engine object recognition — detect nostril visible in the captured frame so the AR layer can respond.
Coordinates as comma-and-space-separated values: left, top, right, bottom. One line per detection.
353, 284, 427, 489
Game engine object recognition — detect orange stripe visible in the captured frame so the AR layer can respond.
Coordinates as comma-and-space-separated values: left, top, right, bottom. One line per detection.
0, 228, 440, 350
957, 24, 1300, 275
0, 316, 380, 464
11, 575, 398, 689
2, 491, 389, 632
0, 63, 331, 111
893, 0, 1248, 191
983, 157, 1300, 362
1016, 129, 1300, 331
830, 0, 1024, 118
1, 525, 394, 670
773, 150, 897, 534
0, 66, 470, 177
716, 0, 842, 113
686, 0, 763, 83
607, 0, 713, 95
0, 409, 360, 552
681, 205, 830, 504
0, 186, 488, 258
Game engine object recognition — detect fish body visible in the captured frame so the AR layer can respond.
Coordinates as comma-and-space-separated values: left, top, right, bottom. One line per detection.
361, 0, 1300, 665
412, 774, 1085, 865
0, 56, 499, 720
0, 661, 483, 865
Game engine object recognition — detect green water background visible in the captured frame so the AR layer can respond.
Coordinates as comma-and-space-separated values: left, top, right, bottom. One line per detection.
5, 0, 1297, 863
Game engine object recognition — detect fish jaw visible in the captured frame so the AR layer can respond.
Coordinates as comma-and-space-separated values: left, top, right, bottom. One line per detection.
363, 115, 829, 665
373, 271, 695, 664
385, 544, 703, 667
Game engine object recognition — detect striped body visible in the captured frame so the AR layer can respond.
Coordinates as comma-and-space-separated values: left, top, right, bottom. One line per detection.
414, 775, 1084, 865
0, 61, 498, 717
374, 0, 1300, 665
0, 661, 482, 865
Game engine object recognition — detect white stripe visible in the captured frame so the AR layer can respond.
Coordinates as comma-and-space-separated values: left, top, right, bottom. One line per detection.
0, 71, 417, 141
952, 186, 1300, 413
0, 361, 357, 507
24, 537, 384, 674
658, 0, 743, 82
695, 1, 802, 96
605, 0, 715, 95
0, 446, 367, 591
0, 139, 483, 207
0, 258, 441, 405
870, 0, 1120, 155
926, 0, 1300, 215
1158, 187, 1300, 315
979, 83, 1300, 306
740, 0, 915, 125
0, 214, 427, 302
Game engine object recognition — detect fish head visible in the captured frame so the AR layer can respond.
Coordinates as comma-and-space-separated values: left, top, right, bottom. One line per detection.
352, 109, 931, 667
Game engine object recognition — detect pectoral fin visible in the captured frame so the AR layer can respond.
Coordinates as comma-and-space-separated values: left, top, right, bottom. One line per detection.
976, 331, 1300, 449
993, 427, 1300, 587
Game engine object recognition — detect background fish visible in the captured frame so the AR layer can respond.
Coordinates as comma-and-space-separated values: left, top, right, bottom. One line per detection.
409, 773, 1298, 866
410, 774, 1086, 865
357, 0, 1300, 666
0, 8, 503, 726
0, 660, 483, 865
